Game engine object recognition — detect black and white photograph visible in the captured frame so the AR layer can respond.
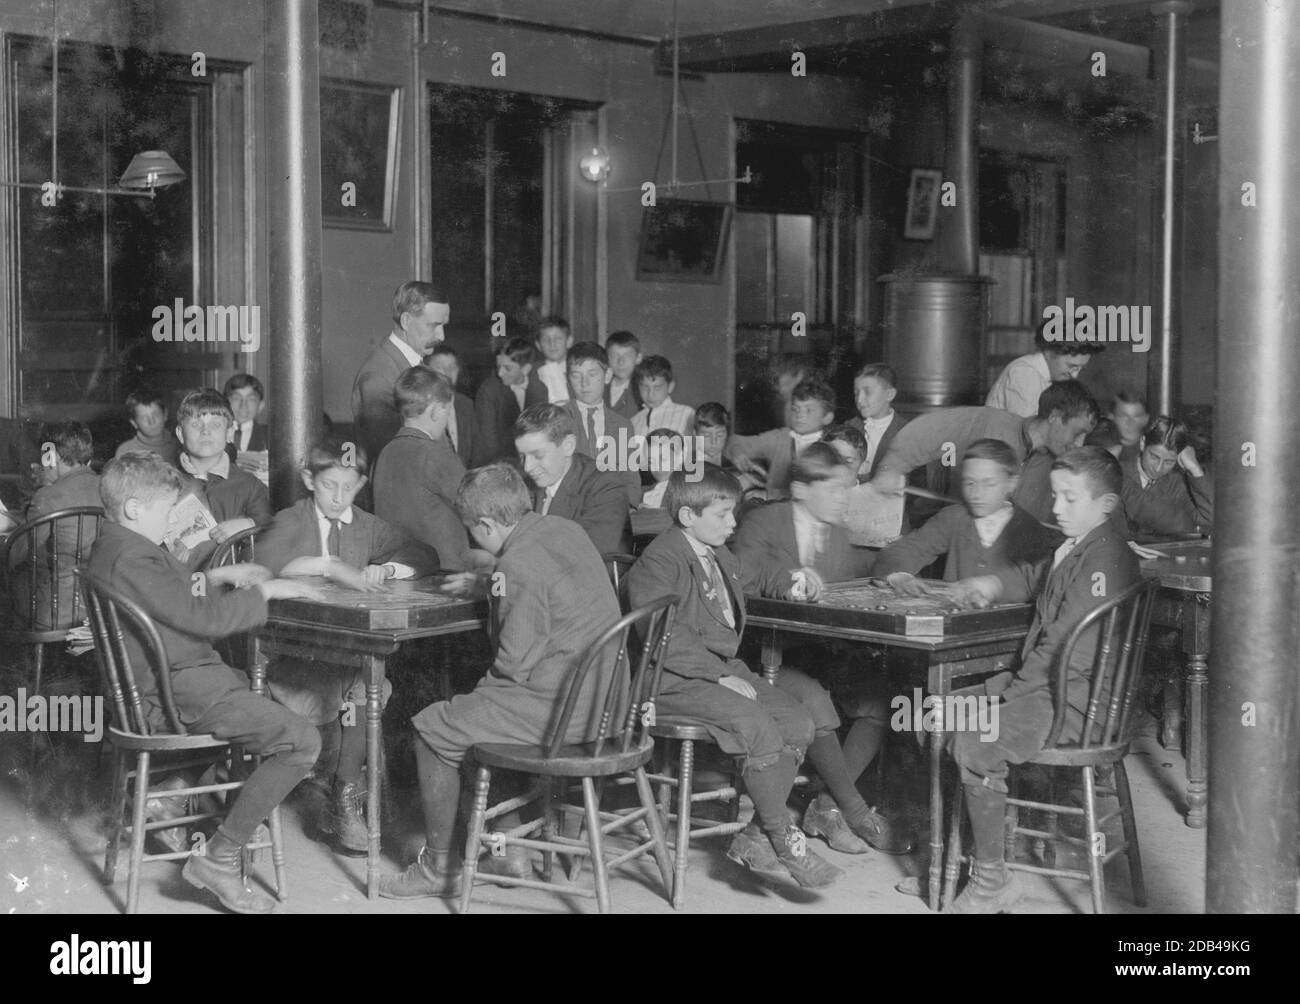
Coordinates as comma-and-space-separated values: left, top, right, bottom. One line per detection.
0, 0, 1292, 962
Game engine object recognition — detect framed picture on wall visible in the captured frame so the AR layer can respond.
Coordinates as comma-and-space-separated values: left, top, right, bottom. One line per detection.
636, 198, 734, 283
903, 167, 943, 241
320, 79, 402, 231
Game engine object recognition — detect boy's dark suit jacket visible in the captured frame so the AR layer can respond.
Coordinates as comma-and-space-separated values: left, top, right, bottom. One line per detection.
847, 412, 909, 478
85, 522, 267, 723
373, 427, 470, 570
351, 337, 414, 463
1119, 454, 1214, 536
177, 459, 273, 568
605, 381, 641, 421
873, 503, 1054, 581
523, 370, 551, 409
626, 526, 795, 684
256, 497, 440, 579
731, 501, 876, 583
561, 400, 642, 507
223, 423, 269, 464
536, 452, 631, 555
450, 391, 477, 467
992, 520, 1140, 713
473, 374, 523, 466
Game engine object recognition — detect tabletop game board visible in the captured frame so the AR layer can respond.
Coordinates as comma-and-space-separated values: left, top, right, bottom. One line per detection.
267, 577, 470, 631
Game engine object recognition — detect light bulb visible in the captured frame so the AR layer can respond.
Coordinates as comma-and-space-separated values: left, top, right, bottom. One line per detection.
579, 147, 611, 183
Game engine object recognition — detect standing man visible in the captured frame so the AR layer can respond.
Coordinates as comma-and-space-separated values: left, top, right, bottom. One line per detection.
351, 281, 449, 465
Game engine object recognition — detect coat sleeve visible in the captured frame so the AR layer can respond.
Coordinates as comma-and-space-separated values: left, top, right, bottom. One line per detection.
873, 505, 960, 577
246, 477, 273, 527
253, 507, 307, 577
354, 368, 400, 459
487, 553, 552, 684
874, 413, 951, 479
627, 547, 734, 682
578, 472, 631, 555
370, 516, 442, 576
994, 555, 1050, 605
473, 384, 502, 467
729, 507, 786, 574
107, 546, 269, 640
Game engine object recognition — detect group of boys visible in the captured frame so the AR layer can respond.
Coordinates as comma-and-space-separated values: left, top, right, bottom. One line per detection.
43, 285, 1216, 915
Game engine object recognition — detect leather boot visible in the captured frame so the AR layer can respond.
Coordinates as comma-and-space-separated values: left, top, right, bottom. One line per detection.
801, 794, 870, 854
726, 821, 791, 885
943, 858, 1022, 914
328, 780, 369, 855
182, 831, 277, 914
378, 846, 462, 900
769, 825, 843, 890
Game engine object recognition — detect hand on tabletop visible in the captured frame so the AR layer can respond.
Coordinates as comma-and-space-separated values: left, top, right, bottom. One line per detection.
885, 571, 929, 597
790, 566, 825, 602
205, 562, 273, 589
257, 578, 328, 603
947, 575, 1002, 609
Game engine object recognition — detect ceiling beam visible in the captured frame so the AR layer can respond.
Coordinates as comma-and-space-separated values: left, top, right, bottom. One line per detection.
978, 11, 1151, 76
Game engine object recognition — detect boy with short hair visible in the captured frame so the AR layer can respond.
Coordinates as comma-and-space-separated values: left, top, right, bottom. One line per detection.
732, 444, 911, 855
514, 404, 631, 554
532, 315, 574, 405
562, 341, 641, 507
627, 465, 842, 891
374, 366, 471, 571
1120, 416, 1214, 536
379, 462, 621, 898
942, 446, 1140, 913
224, 373, 269, 453
1110, 391, 1150, 464
604, 330, 643, 420
115, 389, 181, 467
847, 363, 908, 478
824, 423, 867, 473
874, 439, 1054, 590
631, 356, 695, 437
85, 452, 322, 914
473, 337, 534, 466
428, 344, 477, 466
726, 377, 837, 501
257, 439, 440, 852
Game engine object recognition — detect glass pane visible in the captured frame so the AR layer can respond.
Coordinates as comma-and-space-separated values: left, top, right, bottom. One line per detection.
775, 214, 814, 323
490, 114, 545, 326
735, 212, 772, 324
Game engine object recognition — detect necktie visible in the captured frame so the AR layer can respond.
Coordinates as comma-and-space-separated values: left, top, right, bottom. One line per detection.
327, 518, 342, 557
539, 490, 552, 516
1052, 537, 1077, 570
585, 406, 597, 449
704, 549, 736, 629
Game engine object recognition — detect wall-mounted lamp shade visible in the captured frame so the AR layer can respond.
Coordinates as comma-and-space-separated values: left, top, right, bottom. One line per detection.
579, 147, 611, 183
118, 150, 187, 191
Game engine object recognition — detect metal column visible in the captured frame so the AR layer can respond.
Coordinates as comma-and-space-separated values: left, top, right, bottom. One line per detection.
940, 16, 981, 275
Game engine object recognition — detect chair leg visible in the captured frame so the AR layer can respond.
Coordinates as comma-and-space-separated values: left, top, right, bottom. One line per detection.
268, 805, 288, 902
1004, 772, 1020, 861
633, 766, 675, 904
1113, 760, 1146, 907
580, 777, 610, 914
30, 643, 44, 700
458, 765, 492, 915
1081, 766, 1106, 914
539, 778, 556, 883
942, 773, 965, 909
672, 739, 695, 911
126, 752, 151, 915
103, 748, 127, 885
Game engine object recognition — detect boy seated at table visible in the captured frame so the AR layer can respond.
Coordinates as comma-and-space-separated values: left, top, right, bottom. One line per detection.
732, 443, 912, 855
379, 462, 622, 898
7, 421, 102, 629
627, 464, 842, 891
224, 373, 269, 451
256, 439, 440, 853
473, 336, 534, 466
630, 428, 687, 540
115, 388, 181, 467
604, 329, 643, 420
631, 355, 695, 438
726, 377, 837, 501
941, 446, 1140, 913
847, 363, 908, 479
85, 452, 323, 914
172, 389, 273, 565
563, 341, 641, 507
1120, 416, 1214, 537
874, 439, 1055, 592
373, 366, 470, 571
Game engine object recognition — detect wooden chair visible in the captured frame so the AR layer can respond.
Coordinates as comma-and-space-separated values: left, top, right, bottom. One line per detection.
78, 570, 285, 915
601, 552, 636, 605
0, 506, 104, 698
459, 596, 678, 914
199, 525, 260, 671
947, 578, 1158, 914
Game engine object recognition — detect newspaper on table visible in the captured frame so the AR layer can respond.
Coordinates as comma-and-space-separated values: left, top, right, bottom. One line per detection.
164, 492, 218, 551
843, 482, 905, 548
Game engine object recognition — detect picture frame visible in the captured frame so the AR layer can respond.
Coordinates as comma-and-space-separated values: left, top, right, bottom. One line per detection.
320, 79, 402, 231
903, 167, 943, 241
636, 198, 734, 284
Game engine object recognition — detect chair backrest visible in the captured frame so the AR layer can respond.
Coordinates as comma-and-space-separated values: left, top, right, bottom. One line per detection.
1045, 578, 1159, 750
601, 552, 636, 609
76, 568, 182, 737
200, 524, 258, 571
0, 506, 104, 632
545, 595, 677, 760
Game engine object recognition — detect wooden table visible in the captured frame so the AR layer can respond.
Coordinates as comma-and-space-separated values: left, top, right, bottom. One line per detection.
1138, 538, 1213, 828
250, 578, 488, 898
746, 581, 1032, 911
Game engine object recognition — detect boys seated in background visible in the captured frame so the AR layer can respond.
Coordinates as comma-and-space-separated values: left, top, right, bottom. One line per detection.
1120, 416, 1214, 536
631, 355, 695, 437
374, 367, 471, 571
847, 363, 908, 479
824, 423, 867, 474
696, 402, 761, 495
515, 404, 631, 554
532, 316, 574, 406
874, 439, 1055, 592
732, 444, 911, 856
1110, 391, 1150, 464
942, 447, 1139, 913
473, 337, 533, 466
631, 428, 684, 540
604, 330, 643, 420
562, 341, 641, 507
224, 373, 269, 454
85, 452, 322, 914
428, 344, 477, 466
379, 462, 622, 898
627, 465, 842, 891
7, 421, 101, 630
726, 377, 837, 501
172, 389, 273, 564
115, 389, 181, 467
257, 439, 440, 853
772, 355, 815, 427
